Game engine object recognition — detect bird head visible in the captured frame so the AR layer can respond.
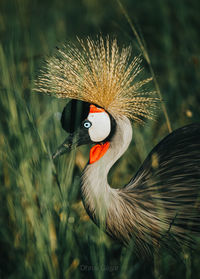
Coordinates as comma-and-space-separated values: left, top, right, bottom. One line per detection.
52, 102, 116, 164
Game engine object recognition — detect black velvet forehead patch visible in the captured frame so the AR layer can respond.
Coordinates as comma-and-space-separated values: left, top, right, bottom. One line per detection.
61, 100, 90, 133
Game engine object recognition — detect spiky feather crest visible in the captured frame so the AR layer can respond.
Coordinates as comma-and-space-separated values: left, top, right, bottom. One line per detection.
35, 36, 158, 122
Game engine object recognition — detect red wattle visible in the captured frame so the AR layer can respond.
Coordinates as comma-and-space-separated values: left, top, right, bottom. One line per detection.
89, 142, 110, 164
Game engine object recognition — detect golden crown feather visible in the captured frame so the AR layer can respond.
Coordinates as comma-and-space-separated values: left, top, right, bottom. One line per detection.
34, 36, 158, 122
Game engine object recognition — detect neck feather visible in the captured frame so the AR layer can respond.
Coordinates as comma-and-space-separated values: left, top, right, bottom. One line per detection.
81, 116, 132, 225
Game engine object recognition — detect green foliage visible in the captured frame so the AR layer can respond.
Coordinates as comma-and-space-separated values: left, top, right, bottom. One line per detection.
0, 0, 200, 278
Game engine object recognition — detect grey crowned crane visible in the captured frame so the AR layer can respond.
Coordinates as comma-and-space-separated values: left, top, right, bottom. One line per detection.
35, 36, 200, 257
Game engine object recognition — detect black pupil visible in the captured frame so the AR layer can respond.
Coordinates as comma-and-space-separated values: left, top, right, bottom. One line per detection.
84, 121, 90, 128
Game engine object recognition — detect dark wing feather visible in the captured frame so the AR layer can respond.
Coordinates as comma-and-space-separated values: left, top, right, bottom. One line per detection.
123, 123, 200, 252
128, 123, 200, 190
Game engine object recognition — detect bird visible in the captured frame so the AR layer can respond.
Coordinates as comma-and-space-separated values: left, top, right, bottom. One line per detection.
35, 36, 200, 257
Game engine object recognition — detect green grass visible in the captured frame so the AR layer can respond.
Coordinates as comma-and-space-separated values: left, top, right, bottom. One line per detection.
0, 0, 200, 278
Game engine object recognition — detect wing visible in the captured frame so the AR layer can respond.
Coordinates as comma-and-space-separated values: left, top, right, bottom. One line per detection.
123, 123, 200, 253
128, 123, 200, 190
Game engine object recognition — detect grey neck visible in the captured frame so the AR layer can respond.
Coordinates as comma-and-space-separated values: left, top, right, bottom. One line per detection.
81, 116, 132, 224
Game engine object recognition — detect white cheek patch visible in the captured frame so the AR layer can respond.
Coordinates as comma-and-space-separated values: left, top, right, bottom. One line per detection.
88, 112, 111, 142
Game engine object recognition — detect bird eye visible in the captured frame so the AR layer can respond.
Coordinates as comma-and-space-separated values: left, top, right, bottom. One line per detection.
83, 120, 92, 129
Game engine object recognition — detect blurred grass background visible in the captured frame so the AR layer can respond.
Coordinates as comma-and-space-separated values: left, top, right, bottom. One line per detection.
0, 0, 200, 278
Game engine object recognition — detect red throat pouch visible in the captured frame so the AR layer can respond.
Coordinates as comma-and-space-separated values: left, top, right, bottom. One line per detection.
89, 142, 110, 164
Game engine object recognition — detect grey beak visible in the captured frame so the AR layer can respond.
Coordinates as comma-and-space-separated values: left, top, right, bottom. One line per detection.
52, 128, 92, 160
52, 134, 74, 160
